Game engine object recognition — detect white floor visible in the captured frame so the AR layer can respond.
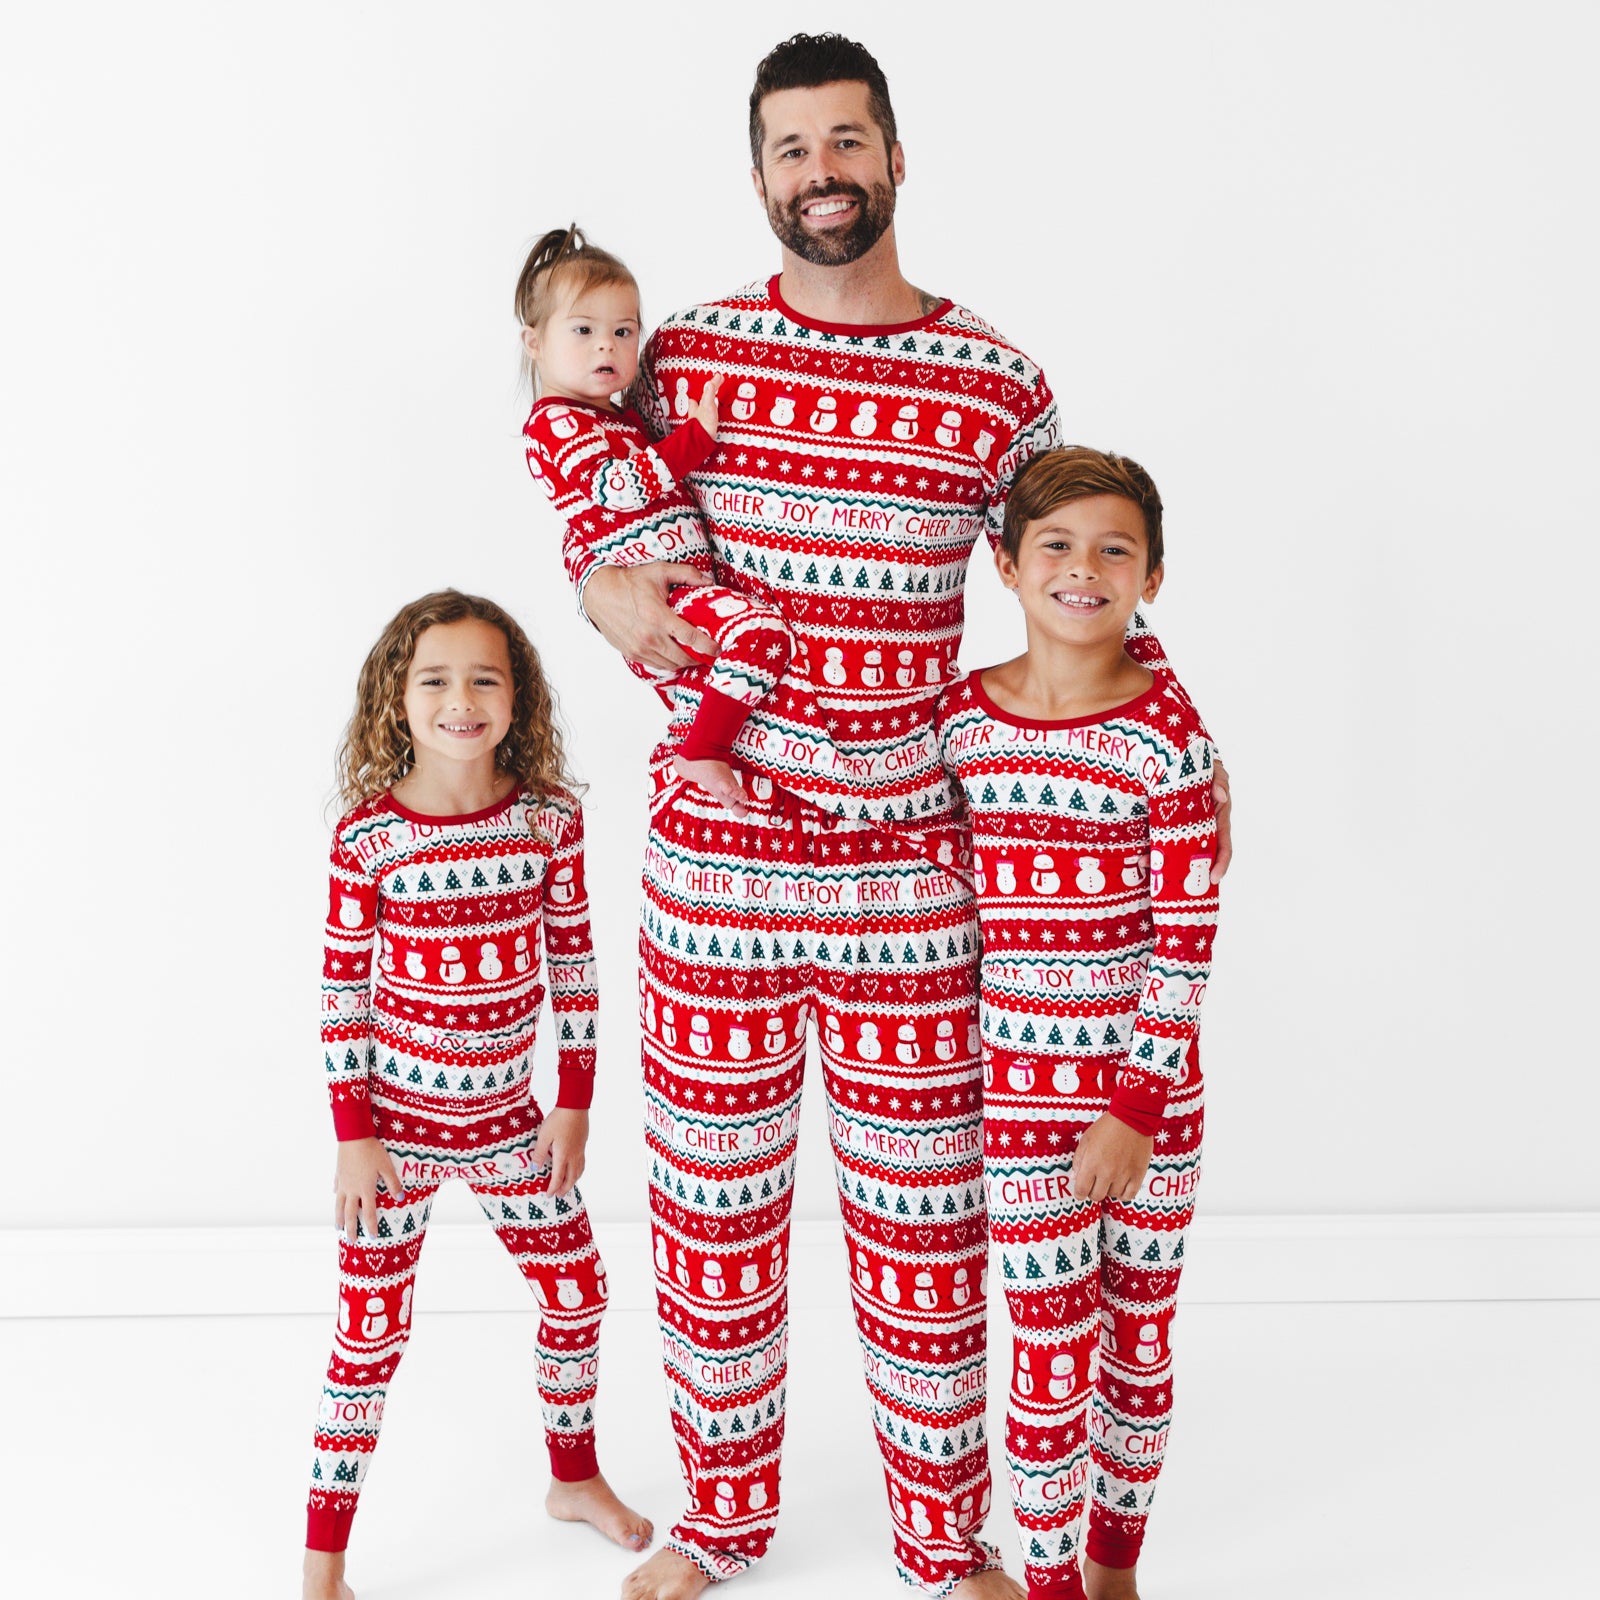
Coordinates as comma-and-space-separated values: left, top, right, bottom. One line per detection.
2, 1298, 1592, 1598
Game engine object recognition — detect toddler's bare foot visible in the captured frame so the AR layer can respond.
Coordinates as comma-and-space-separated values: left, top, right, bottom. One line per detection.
620, 1547, 711, 1600
302, 1549, 354, 1600
949, 1570, 1025, 1600
673, 755, 749, 817
546, 1472, 654, 1552
1083, 1556, 1140, 1600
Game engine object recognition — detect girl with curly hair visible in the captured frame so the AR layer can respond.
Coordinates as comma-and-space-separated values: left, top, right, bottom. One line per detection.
302, 589, 651, 1600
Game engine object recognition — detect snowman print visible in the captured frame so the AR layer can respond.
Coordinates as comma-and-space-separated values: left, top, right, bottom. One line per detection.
477, 941, 502, 980
913, 1270, 938, 1310
1031, 853, 1060, 894
555, 1277, 584, 1310
740, 1261, 761, 1294
768, 1239, 785, 1281
673, 378, 691, 418
1148, 849, 1165, 896
674, 1247, 692, 1289
937, 838, 955, 867
1051, 1059, 1079, 1094
973, 854, 986, 894
1007, 1058, 1035, 1091
896, 1023, 921, 1064
398, 1284, 413, 1327
973, 429, 995, 462
689, 1014, 713, 1057
439, 946, 467, 985
769, 394, 796, 426
1098, 1308, 1117, 1351
730, 381, 757, 422
748, 1481, 769, 1511
924, 655, 943, 685
995, 860, 1017, 895
655, 1233, 671, 1274
1122, 853, 1147, 888
850, 400, 878, 436
644, 991, 657, 1033
763, 1014, 786, 1054
861, 649, 885, 688
809, 394, 838, 432
908, 1500, 934, 1538
404, 950, 426, 980
360, 1295, 389, 1339
714, 1482, 737, 1518
1048, 1352, 1075, 1398
824, 1013, 845, 1053
702, 1260, 726, 1299
857, 1022, 882, 1061
895, 649, 916, 688
549, 866, 576, 904
951, 1266, 971, 1307
379, 937, 396, 975
823, 648, 848, 687
1135, 1322, 1162, 1365
879, 1264, 901, 1304
1075, 857, 1106, 894
751, 774, 774, 800
855, 1248, 874, 1293
891, 404, 919, 441
548, 405, 580, 439
728, 1023, 752, 1061
514, 934, 531, 974
1016, 1348, 1036, 1397
661, 1005, 678, 1048
338, 895, 366, 929
943, 1493, 976, 1539
1183, 855, 1214, 896
934, 409, 962, 447
934, 1020, 956, 1061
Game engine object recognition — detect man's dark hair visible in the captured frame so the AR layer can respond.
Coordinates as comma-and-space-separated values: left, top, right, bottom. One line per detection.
749, 33, 897, 168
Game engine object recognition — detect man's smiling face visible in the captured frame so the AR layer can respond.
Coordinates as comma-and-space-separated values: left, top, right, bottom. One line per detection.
752, 80, 903, 267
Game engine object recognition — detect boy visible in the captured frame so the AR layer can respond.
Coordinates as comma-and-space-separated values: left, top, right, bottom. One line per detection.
936, 447, 1220, 1600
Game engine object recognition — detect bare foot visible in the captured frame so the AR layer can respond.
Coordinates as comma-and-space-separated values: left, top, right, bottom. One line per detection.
1083, 1556, 1140, 1600
620, 1547, 711, 1600
546, 1472, 655, 1552
949, 1569, 1026, 1600
672, 755, 749, 817
302, 1549, 354, 1600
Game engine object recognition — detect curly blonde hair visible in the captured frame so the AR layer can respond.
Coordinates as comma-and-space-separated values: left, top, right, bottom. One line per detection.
336, 590, 575, 811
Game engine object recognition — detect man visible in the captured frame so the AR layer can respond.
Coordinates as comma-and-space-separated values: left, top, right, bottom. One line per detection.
573, 34, 1232, 1600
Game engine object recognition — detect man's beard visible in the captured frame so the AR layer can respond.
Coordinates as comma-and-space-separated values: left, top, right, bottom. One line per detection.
765, 179, 896, 266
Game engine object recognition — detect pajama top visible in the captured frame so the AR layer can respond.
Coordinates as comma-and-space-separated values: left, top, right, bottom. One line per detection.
935, 669, 1219, 1134
320, 787, 598, 1145
621, 278, 1176, 839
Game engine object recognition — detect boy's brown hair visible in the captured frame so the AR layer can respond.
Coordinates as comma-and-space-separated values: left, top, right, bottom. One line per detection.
1001, 446, 1165, 573
748, 33, 897, 166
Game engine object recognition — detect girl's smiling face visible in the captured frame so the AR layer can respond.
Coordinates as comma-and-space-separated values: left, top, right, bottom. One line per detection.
997, 494, 1164, 645
523, 277, 641, 406
401, 619, 514, 773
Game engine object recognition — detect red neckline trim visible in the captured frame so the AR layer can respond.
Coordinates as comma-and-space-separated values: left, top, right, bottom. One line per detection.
967, 667, 1160, 731
382, 787, 521, 825
530, 393, 628, 419
766, 273, 950, 336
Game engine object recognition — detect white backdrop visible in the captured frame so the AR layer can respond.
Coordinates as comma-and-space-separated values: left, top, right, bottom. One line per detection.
3, 0, 1595, 1233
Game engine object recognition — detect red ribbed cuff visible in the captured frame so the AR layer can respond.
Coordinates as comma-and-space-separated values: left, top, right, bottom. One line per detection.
1105, 1094, 1163, 1138
547, 1434, 600, 1483
330, 1094, 376, 1142
1085, 1521, 1143, 1568
677, 686, 750, 763
306, 1498, 357, 1553
556, 1064, 595, 1110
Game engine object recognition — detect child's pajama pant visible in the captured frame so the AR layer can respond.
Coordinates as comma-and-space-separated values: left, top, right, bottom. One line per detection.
304, 1135, 608, 1552
984, 1045, 1204, 1600
639, 780, 997, 1596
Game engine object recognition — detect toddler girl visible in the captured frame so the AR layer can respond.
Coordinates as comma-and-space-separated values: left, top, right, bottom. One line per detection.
936, 449, 1220, 1600
517, 225, 796, 816
302, 589, 650, 1600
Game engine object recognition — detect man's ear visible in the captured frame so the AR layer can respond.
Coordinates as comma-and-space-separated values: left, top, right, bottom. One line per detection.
1142, 561, 1165, 604
890, 141, 905, 187
751, 165, 766, 204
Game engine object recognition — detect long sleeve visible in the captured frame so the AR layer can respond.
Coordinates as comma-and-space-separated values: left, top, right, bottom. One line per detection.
523, 399, 715, 595
981, 368, 1061, 553
542, 803, 599, 1110
321, 830, 379, 1140
1109, 733, 1221, 1135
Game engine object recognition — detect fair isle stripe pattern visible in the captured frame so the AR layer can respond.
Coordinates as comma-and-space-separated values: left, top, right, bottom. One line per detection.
320, 790, 598, 1136
936, 669, 1219, 1136
631, 278, 1061, 837
638, 786, 1003, 1594
305, 1139, 608, 1553
525, 398, 712, 575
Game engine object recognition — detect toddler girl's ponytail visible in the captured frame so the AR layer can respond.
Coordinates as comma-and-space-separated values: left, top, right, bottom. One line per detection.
513, 223, 637, 395
513, 222, 583, 328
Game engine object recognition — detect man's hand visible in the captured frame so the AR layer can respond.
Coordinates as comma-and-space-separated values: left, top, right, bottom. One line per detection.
690, 375, 723, 438
334, 1136, 404, 1242
582, 565, 716, 675
534, 1107, 590, 1197
1070, 1112, 1154, 1203
1211, 758, 1232, 882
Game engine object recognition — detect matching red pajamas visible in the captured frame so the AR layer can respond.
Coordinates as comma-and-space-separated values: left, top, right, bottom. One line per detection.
937, 671, 1220, 1600
523, 396, 796, 760
305, 787, 609, 1552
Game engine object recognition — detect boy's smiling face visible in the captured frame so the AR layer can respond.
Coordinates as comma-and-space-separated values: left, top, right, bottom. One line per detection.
996, 494, 1164, 646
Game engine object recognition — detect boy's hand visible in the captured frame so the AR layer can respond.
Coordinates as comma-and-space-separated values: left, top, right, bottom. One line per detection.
583, 565, 716, 674
673, 753, 750, 818
534, 1107, 590, 1197
334, 1137, 404, 1242
690, 375, 724, 437
1070, 1112, 1154, 1203
1211, 758, 1232, 882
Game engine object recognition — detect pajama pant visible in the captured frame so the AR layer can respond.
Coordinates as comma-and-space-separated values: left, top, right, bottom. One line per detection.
631, 581, 796, 711
984, 1046, 1203, 1600
640, 781, 997, 1594
304, 1131, 608, 1552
